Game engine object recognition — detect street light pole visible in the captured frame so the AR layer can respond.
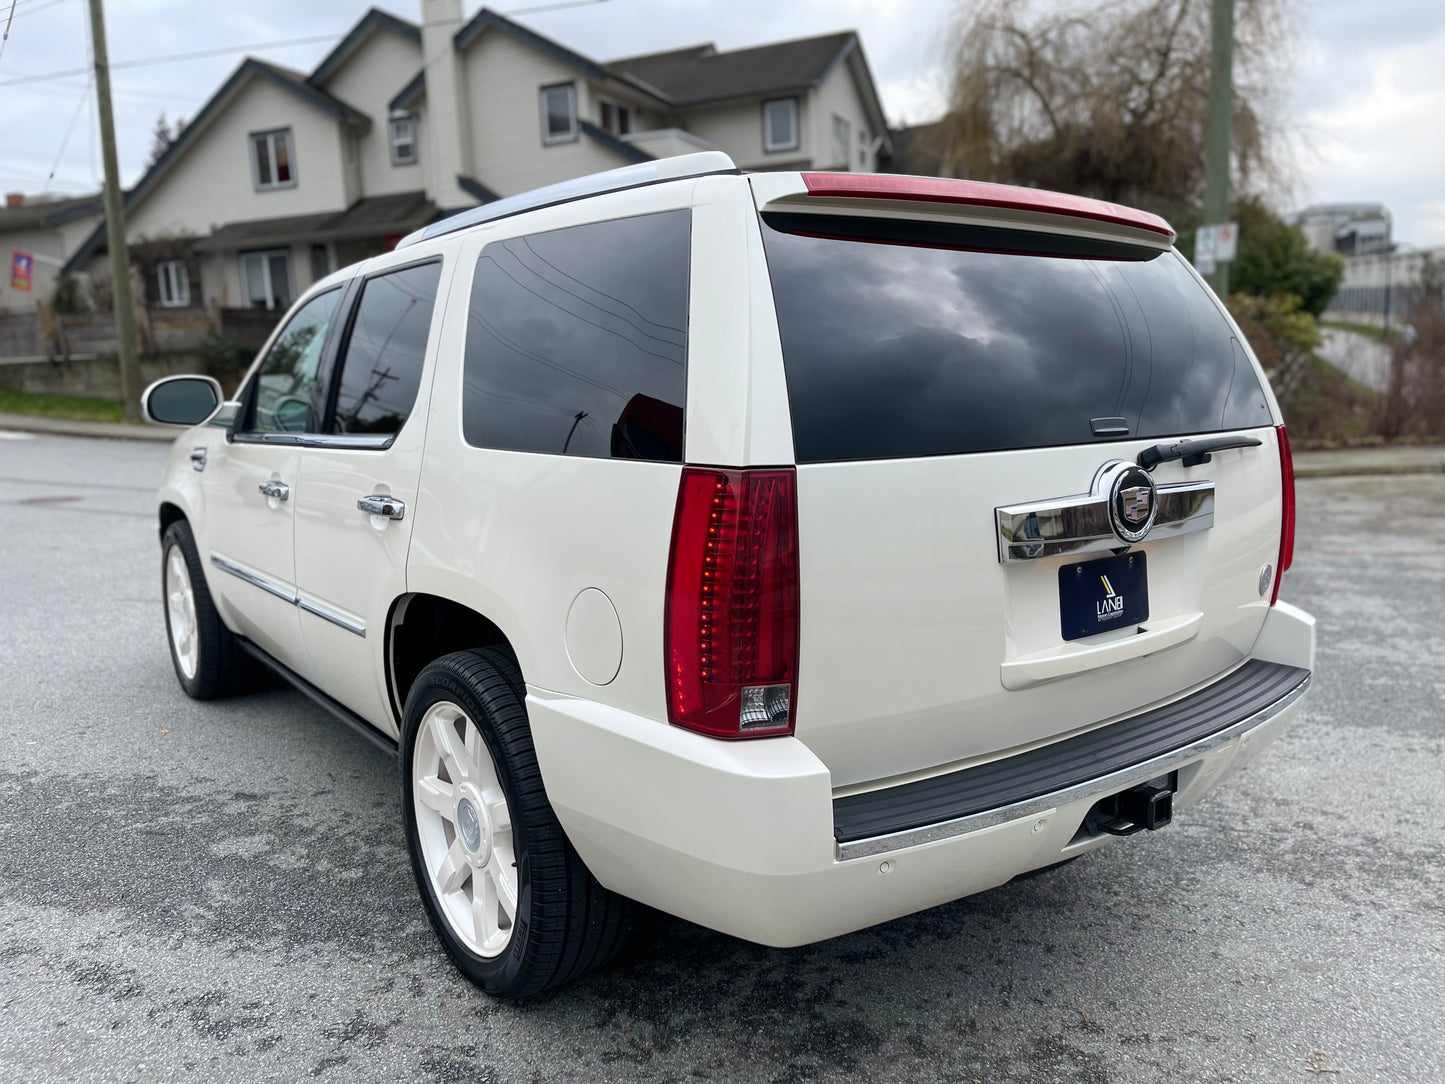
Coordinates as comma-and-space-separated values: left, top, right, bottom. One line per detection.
1202, 0, 1234, 298
86, 0, 141, 421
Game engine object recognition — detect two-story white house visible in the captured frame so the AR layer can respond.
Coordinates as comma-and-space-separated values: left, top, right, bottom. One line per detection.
61, 1, 890, 317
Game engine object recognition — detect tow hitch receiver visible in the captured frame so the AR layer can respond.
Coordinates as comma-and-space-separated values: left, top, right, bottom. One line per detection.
1082, 773, 1176, 837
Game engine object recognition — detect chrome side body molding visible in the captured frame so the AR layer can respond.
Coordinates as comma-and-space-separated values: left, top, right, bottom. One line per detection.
210, 554, 365, 638
996, 461, 1213, 563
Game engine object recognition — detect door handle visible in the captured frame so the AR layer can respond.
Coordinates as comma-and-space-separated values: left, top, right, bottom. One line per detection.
258, 480, 290, 501
357, 494, 405, 521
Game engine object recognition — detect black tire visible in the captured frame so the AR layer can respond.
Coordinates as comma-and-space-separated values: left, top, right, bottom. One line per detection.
160, 519, 263, 699
400, 647, 633, 999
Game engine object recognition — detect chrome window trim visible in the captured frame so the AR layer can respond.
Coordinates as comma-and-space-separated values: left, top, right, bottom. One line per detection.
835, 670, 1311, 860
298, 597, 366, 638
997, 475, 1214, 563
211, 554, 365, 637
210, 554, 297, 605
231, 432, 395, 451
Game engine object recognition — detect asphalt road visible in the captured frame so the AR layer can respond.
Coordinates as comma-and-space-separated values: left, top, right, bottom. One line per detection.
1, 431, 1441, 1084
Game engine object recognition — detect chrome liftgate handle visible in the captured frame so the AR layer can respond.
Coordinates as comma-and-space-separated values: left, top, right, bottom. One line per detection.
356, 494, 405, 521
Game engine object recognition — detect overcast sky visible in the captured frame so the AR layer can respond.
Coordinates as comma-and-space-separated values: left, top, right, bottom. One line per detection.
2, 0, 1442, 245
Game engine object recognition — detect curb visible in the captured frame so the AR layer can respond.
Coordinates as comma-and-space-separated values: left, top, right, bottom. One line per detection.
1294, 461, 1445, 479
0, 412, 177, 443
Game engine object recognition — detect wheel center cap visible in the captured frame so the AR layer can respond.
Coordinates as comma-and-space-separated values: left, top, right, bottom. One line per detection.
457, 797, 483, 854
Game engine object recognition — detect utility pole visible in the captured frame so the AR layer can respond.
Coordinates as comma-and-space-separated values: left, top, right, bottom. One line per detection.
87, 0, 141, 421
1202, 0, 1235, 298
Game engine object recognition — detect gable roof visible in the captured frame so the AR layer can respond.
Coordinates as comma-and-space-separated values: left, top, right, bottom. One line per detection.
62, 58, 370, 275
310, 7, 420, 86
608, 31, 855, 106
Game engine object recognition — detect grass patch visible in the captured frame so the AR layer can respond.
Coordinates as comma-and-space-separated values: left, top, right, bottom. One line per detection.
0, 388, 128, 423
1280, 356, 1384, 448
1321, 318, 1394, 342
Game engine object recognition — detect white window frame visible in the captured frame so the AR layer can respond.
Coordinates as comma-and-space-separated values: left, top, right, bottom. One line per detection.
250, 128, 296, 191
238, 249, 293, 311
598, 98, 631, 136
156, 260, 189, 308
389, 114, 417, 166
540, 82, 578, 145
833, 114, 851, 169
762, 98, 799, 154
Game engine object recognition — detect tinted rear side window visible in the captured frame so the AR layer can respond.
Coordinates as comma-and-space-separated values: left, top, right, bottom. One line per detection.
462, 210, 689, 461
331, 260, 442, 435
760, 215, 1270, 463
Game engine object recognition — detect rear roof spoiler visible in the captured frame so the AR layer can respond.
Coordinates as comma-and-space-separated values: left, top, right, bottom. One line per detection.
751, 172, 1176, 251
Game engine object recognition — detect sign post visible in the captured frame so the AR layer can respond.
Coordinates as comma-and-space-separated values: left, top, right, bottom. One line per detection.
1194, 222, 1238, 292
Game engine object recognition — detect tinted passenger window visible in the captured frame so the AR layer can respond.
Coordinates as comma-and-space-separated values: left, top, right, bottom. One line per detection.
331, 261, 442, 435
461, 210, 689, 461
760, 216, 1271, 463
246, 288, 340, 434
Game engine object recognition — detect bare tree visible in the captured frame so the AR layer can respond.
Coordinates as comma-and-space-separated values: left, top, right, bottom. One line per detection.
931, 0, 1295, 218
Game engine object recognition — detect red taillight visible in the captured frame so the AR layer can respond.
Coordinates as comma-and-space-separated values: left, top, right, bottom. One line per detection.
1271, 424, 1295, 606
799, 172, 1176, 241
665, 467, 799, 738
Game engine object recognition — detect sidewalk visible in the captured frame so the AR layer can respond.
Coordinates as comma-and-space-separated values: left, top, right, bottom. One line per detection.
1, 410, 1441, 476
1293, 443, 1445, 478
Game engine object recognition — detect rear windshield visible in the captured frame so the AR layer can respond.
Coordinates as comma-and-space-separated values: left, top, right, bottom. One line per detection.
760, 214, 1270, 463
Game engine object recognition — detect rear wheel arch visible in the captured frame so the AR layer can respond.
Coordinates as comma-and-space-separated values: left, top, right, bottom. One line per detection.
387, 594, 523, 720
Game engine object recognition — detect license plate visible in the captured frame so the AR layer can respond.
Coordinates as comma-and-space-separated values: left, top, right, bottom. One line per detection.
1059, 552, 1149, 641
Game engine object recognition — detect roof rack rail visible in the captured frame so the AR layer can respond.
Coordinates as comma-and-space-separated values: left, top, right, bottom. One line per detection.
399, 151, 738, 248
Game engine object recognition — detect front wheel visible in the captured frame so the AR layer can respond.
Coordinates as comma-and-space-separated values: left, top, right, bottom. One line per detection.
161, 520, 261, 699
400, 648, 632, 998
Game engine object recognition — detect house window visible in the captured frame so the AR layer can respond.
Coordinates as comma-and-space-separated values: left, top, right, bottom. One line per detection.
310, 244, 329, 283
251, 128, 295, 191
858, 128, 868, 169
598, 100, 631, 136
540, 82, 577, 145
389, 115, 417, 166
763, 98, 798, 153
833, 115, 851, 169
156, 260, 189, 308
239, 249, 293, 311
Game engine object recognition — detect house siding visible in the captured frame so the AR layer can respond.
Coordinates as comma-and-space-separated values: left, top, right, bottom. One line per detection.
811, 58, 878, 171
323, 30, 425, 198
125, 76, 350, 242
687, 96, 813, 170
461, 30, 633, 196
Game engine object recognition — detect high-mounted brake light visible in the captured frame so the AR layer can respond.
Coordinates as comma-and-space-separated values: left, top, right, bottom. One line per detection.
1271, 424, 1295, 606
665, 467, 799, 739
800, 173, 1176, 241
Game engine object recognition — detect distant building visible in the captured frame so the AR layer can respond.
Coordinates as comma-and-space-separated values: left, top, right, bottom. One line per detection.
0, 193, 102, 311
1327, 244, 1445, 327
38, 2, 889, 318
1289, 202, 1393, 256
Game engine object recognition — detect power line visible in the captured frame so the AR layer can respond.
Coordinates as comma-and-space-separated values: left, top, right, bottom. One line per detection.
0, 0, 18, 68
0, 32, 338, 86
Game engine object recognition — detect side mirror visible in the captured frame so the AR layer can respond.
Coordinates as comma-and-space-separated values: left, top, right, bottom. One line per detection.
141, 375, 223, 427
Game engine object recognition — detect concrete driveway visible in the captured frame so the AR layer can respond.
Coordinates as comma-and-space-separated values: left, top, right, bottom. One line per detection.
1, 431, 1441, 1084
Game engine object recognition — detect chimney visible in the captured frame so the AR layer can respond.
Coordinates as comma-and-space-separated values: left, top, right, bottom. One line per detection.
420, 0, 472, 209
5, 193, 23, 208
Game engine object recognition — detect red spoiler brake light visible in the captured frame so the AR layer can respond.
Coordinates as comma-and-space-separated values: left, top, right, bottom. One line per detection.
800, 173, 1175, 242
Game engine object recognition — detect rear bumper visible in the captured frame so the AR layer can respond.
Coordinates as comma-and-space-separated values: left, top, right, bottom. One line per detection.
530, 602, 1315, 947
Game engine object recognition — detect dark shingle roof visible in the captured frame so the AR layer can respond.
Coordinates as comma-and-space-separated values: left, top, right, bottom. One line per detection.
0, 193, 103, 231
608, 32, 856, 106
192, 191, 437, 251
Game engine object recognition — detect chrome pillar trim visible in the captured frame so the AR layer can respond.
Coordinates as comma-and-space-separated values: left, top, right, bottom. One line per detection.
834, 671, 1310, 861
298, 597, 366, 638
209, 554, 298, 605
996, 474, 1214, 563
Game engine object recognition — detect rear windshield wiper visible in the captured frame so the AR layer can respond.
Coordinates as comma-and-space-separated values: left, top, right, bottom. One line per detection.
1137, 435, 1263, 471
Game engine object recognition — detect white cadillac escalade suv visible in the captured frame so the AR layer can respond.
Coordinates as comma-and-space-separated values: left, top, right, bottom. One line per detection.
143, 153, 1315, 999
